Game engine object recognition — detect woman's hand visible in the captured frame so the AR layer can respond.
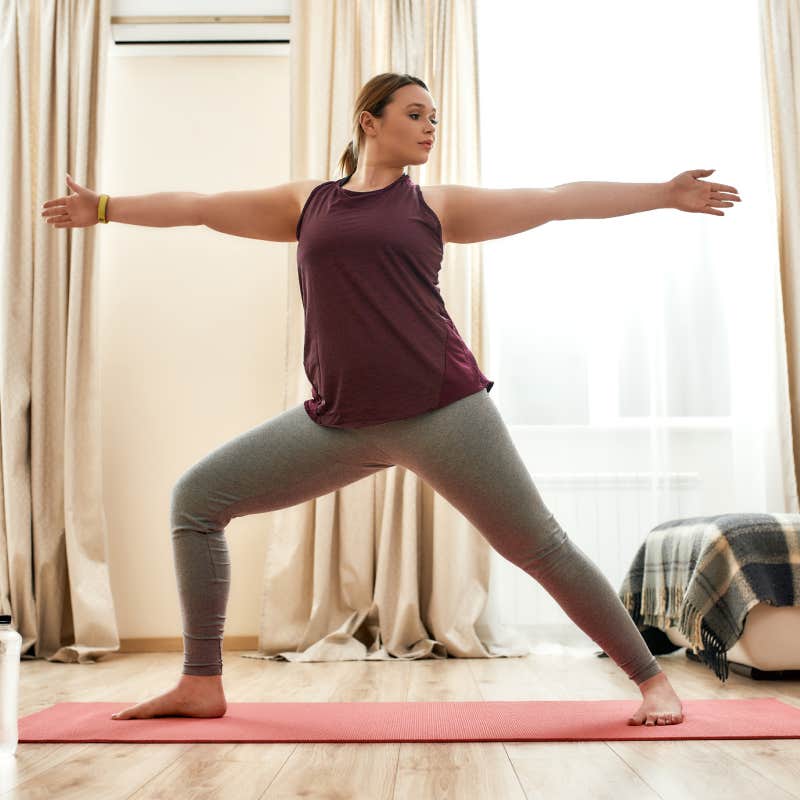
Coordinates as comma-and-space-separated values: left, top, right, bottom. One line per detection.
40, 174, 101, 228
667, 169, 741, 216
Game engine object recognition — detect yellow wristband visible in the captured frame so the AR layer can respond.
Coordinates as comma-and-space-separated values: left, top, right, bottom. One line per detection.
98, 194, 110, 224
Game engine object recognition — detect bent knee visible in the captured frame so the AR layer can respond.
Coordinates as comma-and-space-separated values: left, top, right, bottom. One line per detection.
170, 470, 223, 533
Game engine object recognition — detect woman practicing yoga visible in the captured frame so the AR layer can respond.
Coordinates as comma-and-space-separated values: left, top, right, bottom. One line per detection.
42, 72, 741, 727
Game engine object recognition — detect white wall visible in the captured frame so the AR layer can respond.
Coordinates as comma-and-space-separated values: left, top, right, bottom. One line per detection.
99, 52, 292, 641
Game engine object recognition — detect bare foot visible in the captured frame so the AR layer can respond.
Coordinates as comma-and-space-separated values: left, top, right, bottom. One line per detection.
111, 675, 227, 720
628, 671, 684, 726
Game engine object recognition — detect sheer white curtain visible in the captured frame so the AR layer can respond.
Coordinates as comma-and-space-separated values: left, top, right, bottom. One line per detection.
475, 0, 796, 635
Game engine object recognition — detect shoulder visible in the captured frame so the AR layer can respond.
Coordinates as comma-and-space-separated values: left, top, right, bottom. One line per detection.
294, 178, 335, 211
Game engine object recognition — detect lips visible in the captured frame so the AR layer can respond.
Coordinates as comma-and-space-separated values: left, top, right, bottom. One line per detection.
419, 141, 433, 148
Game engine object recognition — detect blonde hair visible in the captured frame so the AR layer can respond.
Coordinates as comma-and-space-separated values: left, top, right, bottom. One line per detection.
337, 72, 430, 178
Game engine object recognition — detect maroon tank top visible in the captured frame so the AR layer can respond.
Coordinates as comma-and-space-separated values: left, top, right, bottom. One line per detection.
295, 171, 494, 428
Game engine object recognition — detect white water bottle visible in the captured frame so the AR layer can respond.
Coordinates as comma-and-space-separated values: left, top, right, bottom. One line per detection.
0, 614, 22, 757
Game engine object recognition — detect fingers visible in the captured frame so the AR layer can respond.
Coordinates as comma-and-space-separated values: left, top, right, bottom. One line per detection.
41, 203, 65, 225
41, 201, 72, 227
41, 211, 73, 227
41, 212, 70, 225
709, 187, 741, 201
709, 183, 738, 193
40, 195, 84, 228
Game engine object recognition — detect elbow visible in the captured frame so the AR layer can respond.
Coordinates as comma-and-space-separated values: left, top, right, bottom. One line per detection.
194, 193, 209, 227
544, 186, 566, 222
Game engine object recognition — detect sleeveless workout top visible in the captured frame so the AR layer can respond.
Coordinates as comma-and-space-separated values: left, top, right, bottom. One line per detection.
295, 171, 494, 428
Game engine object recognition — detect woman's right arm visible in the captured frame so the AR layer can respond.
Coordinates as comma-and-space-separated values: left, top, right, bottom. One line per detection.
199, 179, 323, 242
41, 174, 203, 229
42, 176, 322, 242
107, 192, 204, 227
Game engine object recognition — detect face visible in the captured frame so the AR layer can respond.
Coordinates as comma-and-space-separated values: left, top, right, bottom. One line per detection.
358, 84, 438, 165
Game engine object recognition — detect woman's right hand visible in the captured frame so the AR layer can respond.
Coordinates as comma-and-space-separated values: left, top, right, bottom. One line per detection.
41, 174, 101, 228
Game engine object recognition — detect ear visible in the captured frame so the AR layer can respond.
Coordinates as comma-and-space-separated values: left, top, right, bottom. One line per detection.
359, 110, 378, 136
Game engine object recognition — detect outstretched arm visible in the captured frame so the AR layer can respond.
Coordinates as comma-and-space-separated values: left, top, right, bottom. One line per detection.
550, 168, 741, 221
435, 169, 741, 246
435, 185, 560, 244
41, 174, 204, 228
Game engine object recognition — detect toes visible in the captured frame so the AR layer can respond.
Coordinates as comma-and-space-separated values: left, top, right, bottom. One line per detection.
647, 713, 682, 725
628, 711, 683, 726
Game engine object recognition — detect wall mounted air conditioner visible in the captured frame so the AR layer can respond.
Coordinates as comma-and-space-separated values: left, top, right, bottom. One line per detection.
110, 0, 291, 57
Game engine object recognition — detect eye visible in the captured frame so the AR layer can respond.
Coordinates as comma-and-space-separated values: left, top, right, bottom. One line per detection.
410, 113, 439, 125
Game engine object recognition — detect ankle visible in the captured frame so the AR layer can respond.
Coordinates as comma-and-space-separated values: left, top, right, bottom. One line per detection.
638, 671, 669, 693
179, 673, 224, 688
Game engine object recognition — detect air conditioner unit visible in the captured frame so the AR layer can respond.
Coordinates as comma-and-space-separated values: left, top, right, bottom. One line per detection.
110, 2, 291, 56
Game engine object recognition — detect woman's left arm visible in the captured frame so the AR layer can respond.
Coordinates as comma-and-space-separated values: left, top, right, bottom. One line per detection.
550, 168, 742, 220
434, 170, 742, 246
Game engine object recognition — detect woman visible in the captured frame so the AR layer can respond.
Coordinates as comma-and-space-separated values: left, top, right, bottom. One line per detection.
42, 71, 741, 726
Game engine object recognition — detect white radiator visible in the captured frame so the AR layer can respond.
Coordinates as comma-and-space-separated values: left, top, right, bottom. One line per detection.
488, 472, 702, 628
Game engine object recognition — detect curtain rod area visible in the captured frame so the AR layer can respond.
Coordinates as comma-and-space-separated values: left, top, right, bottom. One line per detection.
111, 16, 290, 25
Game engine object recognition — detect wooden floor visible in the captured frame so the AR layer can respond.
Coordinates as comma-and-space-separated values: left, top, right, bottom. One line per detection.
4, 642, 800, 799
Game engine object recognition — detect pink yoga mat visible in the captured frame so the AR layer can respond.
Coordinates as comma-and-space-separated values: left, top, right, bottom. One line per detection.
17, 698, 800, 743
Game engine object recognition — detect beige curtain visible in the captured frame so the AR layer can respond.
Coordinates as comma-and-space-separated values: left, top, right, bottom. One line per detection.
244, 0, 529, 665
761, 0, 800, 507
0, 0, 118, 663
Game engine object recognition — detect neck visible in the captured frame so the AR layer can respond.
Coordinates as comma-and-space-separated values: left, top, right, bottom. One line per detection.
344, 166, 405, 190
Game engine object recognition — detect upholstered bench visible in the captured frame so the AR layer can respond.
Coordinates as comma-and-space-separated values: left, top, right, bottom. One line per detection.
612, 512, 800, 682
666, 602, 800, 678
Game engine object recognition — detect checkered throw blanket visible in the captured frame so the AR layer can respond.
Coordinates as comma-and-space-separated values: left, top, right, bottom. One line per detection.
616, 512, 800, 682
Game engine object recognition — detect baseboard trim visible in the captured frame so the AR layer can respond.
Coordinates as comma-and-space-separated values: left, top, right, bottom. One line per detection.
118, 636, 259, 652
118, 626, 591, 653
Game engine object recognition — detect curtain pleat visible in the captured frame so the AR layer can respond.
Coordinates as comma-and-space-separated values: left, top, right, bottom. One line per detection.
0, 0, 118, 665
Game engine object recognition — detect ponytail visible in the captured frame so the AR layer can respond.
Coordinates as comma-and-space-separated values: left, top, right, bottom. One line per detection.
337, 138, 358, 178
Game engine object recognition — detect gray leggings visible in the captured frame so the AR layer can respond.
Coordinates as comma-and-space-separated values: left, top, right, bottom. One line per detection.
170, 387, 661, 685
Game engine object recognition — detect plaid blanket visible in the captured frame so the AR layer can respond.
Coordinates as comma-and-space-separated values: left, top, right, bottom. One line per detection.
614, 512, 800, 683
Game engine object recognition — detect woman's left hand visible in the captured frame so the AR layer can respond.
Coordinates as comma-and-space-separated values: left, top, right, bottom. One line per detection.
668, 169, 742, 216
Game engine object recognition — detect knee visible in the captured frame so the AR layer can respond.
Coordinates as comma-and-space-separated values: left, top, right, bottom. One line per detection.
516, 515, 570, 572
170, 469, 220, 534
533, 524, 570, 563
170, 468, 197, 512
533, 510, 570, 555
